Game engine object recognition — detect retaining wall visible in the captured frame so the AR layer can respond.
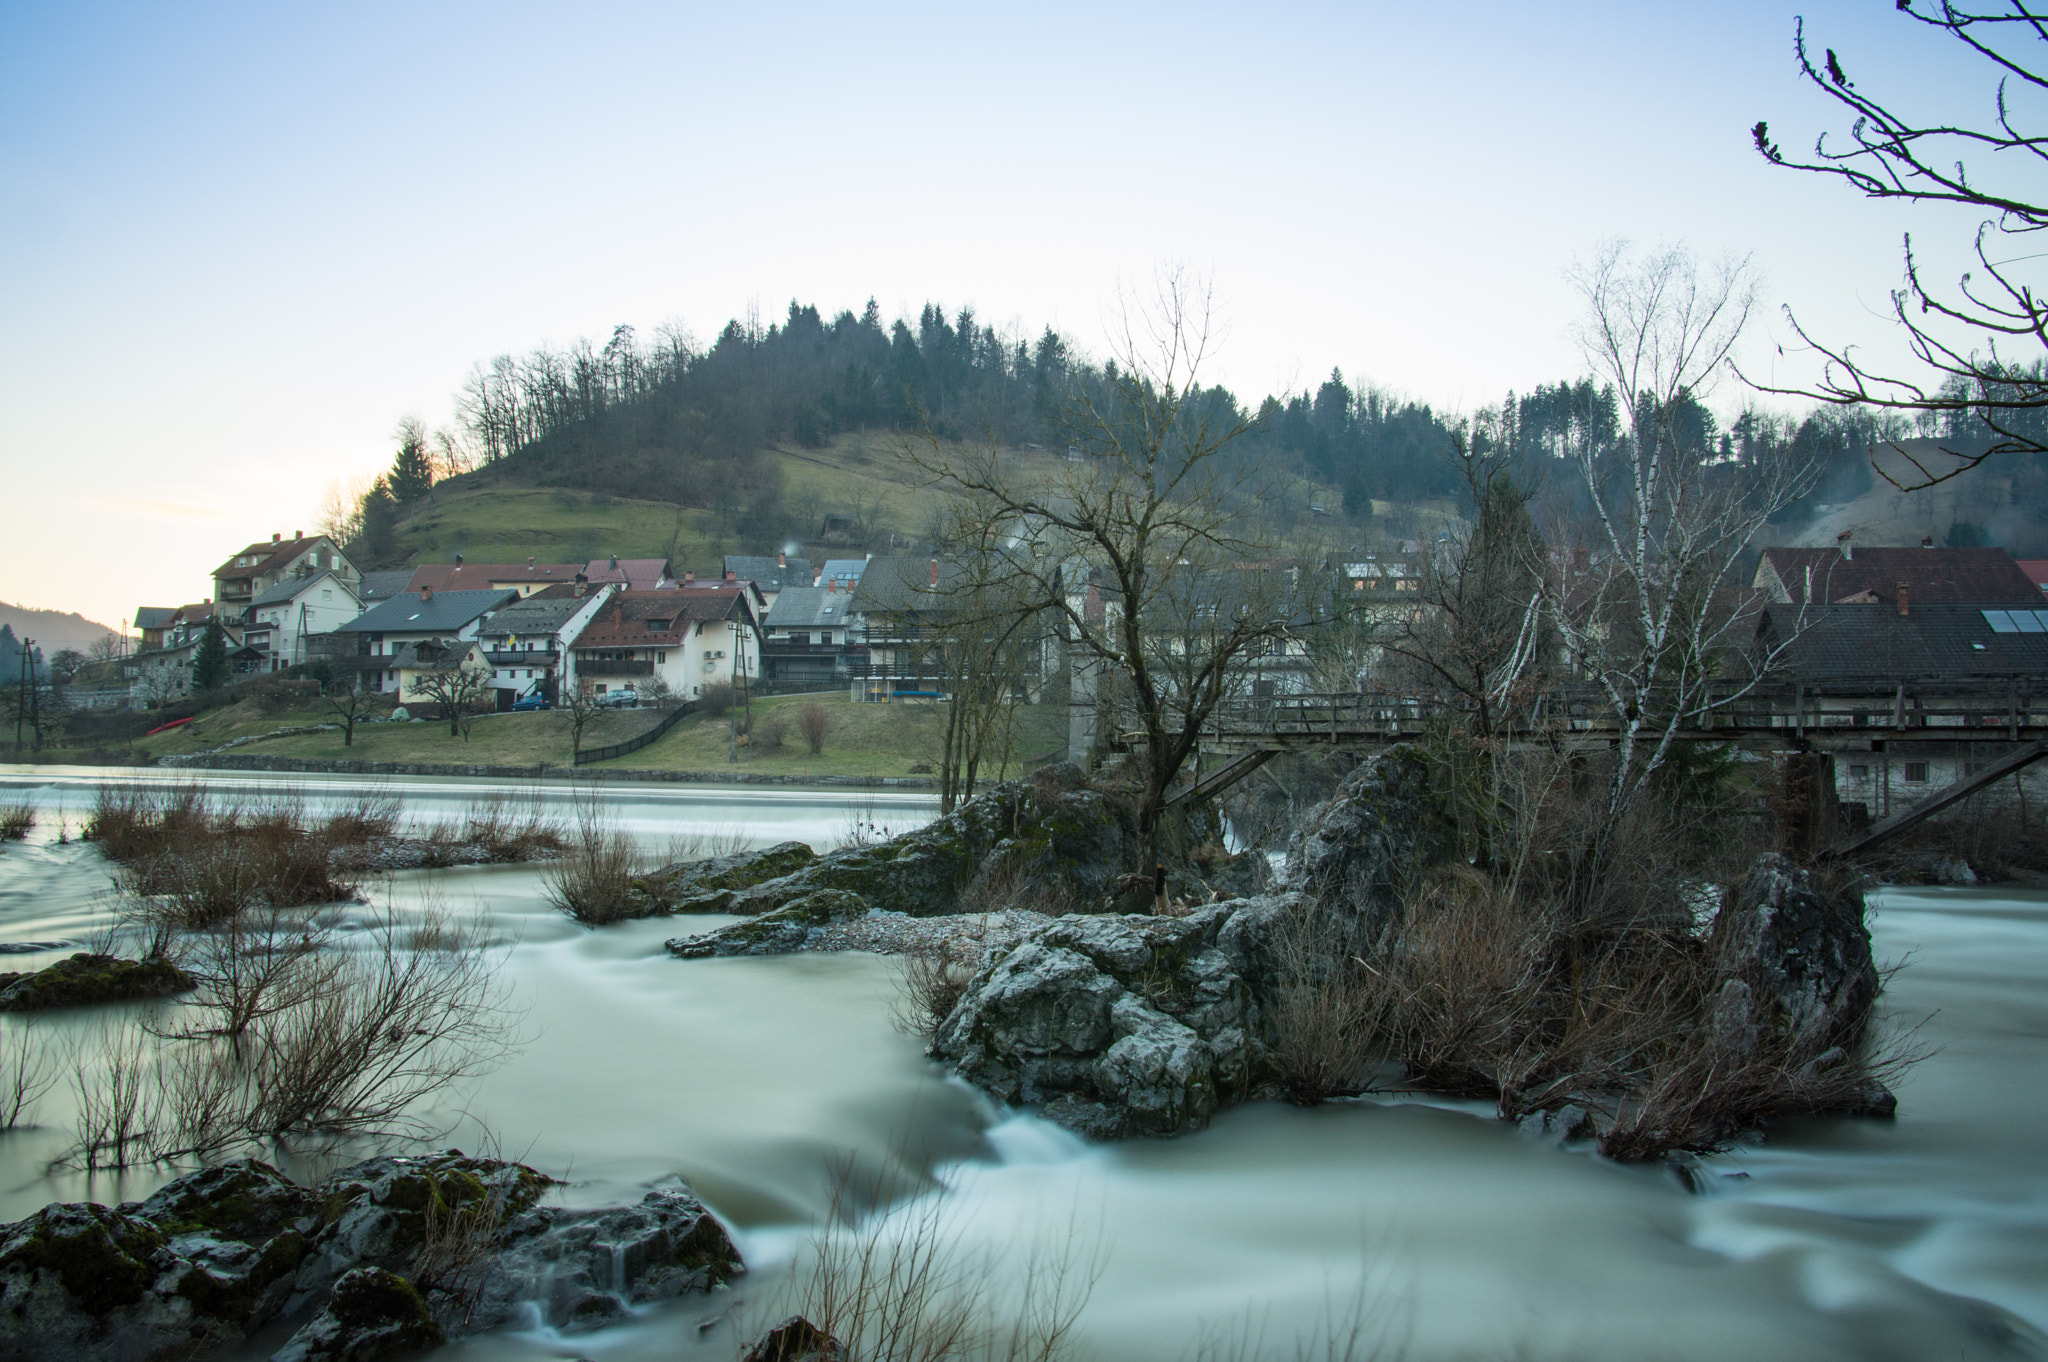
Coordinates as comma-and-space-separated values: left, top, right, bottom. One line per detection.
153, 752, 934, 788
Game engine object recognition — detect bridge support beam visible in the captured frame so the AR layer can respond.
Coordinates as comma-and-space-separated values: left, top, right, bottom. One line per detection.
1827, 741, 2047, 860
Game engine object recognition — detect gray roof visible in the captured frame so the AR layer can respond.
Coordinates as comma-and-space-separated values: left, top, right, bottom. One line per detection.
1759, 603, 2048, 681
763, 585, 859, 631
476, 594, 584, 637
134, 606, 176, 629
331, 589, 517, 635
818, 558, 868, 583
722, 555, 813, 591
356, 570, 416, 603
251, 569, 353, 608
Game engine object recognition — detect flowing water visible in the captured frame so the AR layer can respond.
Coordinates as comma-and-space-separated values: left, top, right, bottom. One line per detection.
0, 766, 2044, 1360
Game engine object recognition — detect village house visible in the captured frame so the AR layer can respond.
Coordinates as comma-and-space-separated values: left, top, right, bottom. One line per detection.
324, 586, 518, 695
246, 571, 362, 672
817, 557, 870, 592
581, 556, 673, 592
472, 582, 617, 708
405, 558, 587, 597
132, 607, 177, 651
564, 587, 760, 702
213, 533, 360, 617
759, 582, 867, 684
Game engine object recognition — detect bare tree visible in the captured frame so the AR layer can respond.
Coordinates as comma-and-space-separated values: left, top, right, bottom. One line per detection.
561, 682, 602, 756
87, 632, 127, 666
908, 271, 1299, 868
1750, 5, 2048, 487
406, 647, 492, 737
322, 672, 381, 747
1555, 243, 1821, 824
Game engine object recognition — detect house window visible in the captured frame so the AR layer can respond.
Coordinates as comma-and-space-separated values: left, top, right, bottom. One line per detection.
595, 684, 608, 694
1904, 762, 1929, 783
1849, 765, 1869, 780
657, 652, 666, 663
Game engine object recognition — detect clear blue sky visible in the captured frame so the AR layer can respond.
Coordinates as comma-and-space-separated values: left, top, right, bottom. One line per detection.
0, 1, 2004, 627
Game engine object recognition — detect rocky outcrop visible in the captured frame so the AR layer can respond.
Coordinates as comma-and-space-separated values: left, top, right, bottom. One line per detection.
1271, 744, 1456, 935
931, 902, 1288, 1139
0, 1154, 740, 1362
1720, 853, 1880, 1049
668, 890, 871, 958
0, 954, 195, 1011
664, 766, 1144, 956
630, 841, 818, 917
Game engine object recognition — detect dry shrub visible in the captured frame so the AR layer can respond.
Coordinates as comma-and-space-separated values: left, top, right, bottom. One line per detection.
90, 782, 358, 920
799, 702, 831, 756
455, 791, 567, 859
757, 715, 790, 750
0, 1022, 55, 1130
1264, 901, 1388, 1106
542, 800, 641, 924
746, 1163, 1102, 1362
0, 802, 33, 841
319, 787, 406, 845
63, 893, 519, 1170
891, 923, 990, 1039
698, 681, 737, 715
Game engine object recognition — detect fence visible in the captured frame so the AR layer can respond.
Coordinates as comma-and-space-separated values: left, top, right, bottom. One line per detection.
571, 699, 698, 766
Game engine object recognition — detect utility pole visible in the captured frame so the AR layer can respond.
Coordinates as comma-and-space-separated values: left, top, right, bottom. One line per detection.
27, 643, 39, 751
12, 640, 27, 752
728, 620, 739, 765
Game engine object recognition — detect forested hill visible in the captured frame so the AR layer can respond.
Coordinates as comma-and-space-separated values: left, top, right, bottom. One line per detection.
346, 297, 1954, 565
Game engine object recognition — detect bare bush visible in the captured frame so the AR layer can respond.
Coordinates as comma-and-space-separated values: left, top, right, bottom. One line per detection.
757, 715, 789, 750
799, 703, 831, 756
891, 925, 988, 1039
746, 1165, 1102, 1362
1264, 901, 1388, 1107
320, 786, 406, 846
69, 1023, 159, 1171
0, 1022, 56, 1129
542, 800, 641, 924
0, 802, 32, 841
91, 782, 359, 920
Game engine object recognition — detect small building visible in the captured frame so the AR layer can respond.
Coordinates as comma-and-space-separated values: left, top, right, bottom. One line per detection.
564, 588, 760, 702
581, 556, 673, 592
132, 607, 177, 651
324, 586, 519, 694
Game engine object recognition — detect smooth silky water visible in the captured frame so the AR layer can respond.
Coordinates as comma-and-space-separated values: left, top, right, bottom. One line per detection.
0, 767, 2043, 1360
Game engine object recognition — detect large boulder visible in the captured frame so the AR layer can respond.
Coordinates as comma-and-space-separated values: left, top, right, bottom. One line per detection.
931, 903, 1277, 1139
633, 841, 818, 916
1272, 744, 1455, 936
1718, 853, 1880, 1048
668, 890, 870, 958
0, 954, 194, 1011
0, 1154, 739, 1362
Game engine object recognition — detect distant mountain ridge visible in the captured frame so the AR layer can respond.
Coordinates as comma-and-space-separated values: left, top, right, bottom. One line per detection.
0, 600, 123, 655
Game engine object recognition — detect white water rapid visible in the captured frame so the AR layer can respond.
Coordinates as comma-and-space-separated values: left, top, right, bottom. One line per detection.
0, 767, 2043, 1361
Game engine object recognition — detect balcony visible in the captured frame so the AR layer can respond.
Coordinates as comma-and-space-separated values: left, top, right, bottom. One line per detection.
577, 659, 654, 677
484, 650, 559, 667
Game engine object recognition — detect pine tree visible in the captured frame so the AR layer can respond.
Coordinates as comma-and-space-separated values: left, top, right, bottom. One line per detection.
192, 618, 229, 691
388, 421, 435, 504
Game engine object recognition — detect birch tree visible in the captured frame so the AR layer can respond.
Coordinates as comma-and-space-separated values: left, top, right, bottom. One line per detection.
1556, 242, 1821, 822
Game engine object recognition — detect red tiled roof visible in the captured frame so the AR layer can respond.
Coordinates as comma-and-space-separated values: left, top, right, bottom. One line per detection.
405, 562, 584, 592
582, 558, 671, 590
2018, 559, 2048, 592
212, 535, 332, 582
568, 588, 749, 649
1756, 546, 2042, 606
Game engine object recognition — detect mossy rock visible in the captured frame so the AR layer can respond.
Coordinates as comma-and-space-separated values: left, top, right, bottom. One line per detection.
640, 841, 818, 914
0, 1202, 168, 1316
129, 1158, 316, 1244
0, 953, 195, 1011
272, 1266, 444, 1362
666, 889, 870, 958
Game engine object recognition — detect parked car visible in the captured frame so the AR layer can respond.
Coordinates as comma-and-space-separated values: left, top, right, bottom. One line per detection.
597, 688, 640, 709
510, 693, 551, 711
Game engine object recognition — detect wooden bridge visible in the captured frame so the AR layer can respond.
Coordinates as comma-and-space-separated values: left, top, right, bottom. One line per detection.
1165, 678, 2048, 852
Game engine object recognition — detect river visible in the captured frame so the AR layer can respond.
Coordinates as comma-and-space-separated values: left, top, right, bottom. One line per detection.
0, 766, 2042, 1361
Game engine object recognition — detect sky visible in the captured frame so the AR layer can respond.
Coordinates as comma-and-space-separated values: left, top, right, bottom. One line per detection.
0, 0, 2013, 630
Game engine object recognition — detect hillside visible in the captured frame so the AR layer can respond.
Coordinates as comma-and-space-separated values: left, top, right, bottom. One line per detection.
0, 600, 124, 654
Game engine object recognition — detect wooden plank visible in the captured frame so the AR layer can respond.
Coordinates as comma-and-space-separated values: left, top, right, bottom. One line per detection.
1827, 740, 2047, 859
1165, 748, 1278, 808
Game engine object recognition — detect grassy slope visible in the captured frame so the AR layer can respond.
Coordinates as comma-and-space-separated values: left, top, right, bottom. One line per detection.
112, 690, 1064, 779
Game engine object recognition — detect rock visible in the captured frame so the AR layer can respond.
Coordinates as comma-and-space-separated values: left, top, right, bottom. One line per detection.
453, 1180, 741, 1335
1517, 1103, 1594, 1147
743, 1314, 844, 1362
635, 841, 818, 916
0, 1153, 738, 1361
1273, 745, 1455, 937
931, 903, 1270, 1139
1719, 854, 1879, 1048
270, 1268, 442, 1362
0, 953, 194, 1011
667, 889, 870, 958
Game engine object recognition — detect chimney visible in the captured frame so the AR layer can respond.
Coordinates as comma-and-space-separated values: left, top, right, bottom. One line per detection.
272, 532, 281, 543
610, 554, 619, 570
421, 584, 434, 601
528, 555, 535, 568
1896, 583, 1910, 616
724, 570, 736, 582
1922, 535, 1934, 548
929, 557, 939, 587
778, 550, 787, 568
1837, 530, 1853, 560
684, 570, 694, 584
293, 529, 301, 540
455, 552, 465, 566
